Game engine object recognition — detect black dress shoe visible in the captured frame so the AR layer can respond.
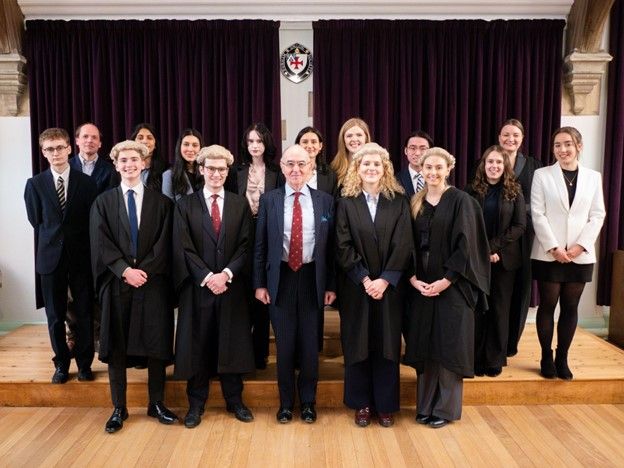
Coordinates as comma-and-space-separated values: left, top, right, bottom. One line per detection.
105, 406, 128, 433
227, 403, 254, 422
474, 367, 486, 377
300, 403, 317, 423
77, 368, 95, 381
184, 408, 203, 428
555, 354, 574, 380
415, 414, 431, 425
51, 366, 69, 384
428, 416, 449, 429
255, 357, 268, 370
276, 407, 293, 423
147, 402, 179, 425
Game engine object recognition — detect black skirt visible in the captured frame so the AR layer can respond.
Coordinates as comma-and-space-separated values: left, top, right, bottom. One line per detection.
531, 260, 593, 283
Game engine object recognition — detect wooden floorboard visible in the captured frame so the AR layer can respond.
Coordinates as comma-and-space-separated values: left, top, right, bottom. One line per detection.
1, 322, 624, 407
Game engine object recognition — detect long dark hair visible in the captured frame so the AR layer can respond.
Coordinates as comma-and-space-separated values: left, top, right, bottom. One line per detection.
239, 122, 277, 168
295, 126, 330, 174
130, 122, 167, 191
471, 145, 521, 201
172, 128, 204, 198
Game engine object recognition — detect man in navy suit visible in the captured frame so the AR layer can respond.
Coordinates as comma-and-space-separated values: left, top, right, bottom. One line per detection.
254, 144, 336, 424
24, 127, 98, 383
67, 123, 113, 351
396, 131, 433, 198
69, 123, 113, 195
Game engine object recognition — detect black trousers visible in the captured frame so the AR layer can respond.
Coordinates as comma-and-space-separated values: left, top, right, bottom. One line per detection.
344, 357, 400, 413
40, 250, 94, 372
417, 360, 463, 421
270, 262, 319, 409
186, 297, 244, 410
475, 264, 517, 369
250, 290, 270, 364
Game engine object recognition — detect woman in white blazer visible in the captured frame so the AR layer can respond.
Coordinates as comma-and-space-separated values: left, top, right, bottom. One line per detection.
530, 127, 605, 380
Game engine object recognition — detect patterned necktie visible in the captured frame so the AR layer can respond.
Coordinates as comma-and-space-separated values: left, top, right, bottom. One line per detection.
211, 194, 221, 236
288, 192, 303, 272
127, 189, 139, 259
56, 176, 66, 212
415, 173, 425, 193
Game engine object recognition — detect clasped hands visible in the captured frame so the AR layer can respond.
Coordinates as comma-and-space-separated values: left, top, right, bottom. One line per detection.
123, 268, 147, 288
362, 277, 388, 300
550, 244, 583, 263
409, 275, 451, 297
206, 272, 229, 295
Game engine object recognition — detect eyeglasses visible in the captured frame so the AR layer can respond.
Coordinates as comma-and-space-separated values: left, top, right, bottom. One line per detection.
203, 166, 229, 174
406, 145, 429, 152
42, 145, 69, 154
281, 161, 310, 170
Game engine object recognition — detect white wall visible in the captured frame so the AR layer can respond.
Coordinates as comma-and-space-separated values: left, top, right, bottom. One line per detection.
0, 116, 39, 325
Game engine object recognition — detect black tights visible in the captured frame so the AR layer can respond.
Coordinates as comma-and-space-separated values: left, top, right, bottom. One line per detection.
536, 281, 586, 356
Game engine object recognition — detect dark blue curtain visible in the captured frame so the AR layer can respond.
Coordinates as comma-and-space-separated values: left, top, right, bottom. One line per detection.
313, 19, 564, 187
25, 20, 282, 173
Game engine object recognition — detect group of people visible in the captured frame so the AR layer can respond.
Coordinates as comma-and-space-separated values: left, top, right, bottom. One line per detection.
24, 116, 605, 434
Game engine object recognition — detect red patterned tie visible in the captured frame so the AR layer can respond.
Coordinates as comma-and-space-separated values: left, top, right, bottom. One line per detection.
288, 192, 303, 271
211, 194, 221, 236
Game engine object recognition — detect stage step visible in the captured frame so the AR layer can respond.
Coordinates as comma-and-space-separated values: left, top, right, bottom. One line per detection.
1, 319, 623, 408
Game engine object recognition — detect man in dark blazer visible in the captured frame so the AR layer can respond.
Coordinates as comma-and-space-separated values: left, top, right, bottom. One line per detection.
254, 144, 336, 424
173, 145, 255, 428
24, 127, 97, 384
69, 123, 113, 195
396, 131, 433, 198
90, 140, 177, 433
67, 122, 113, 351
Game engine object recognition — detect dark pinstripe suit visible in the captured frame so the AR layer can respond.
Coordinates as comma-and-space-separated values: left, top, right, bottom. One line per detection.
253, 185, 335, 408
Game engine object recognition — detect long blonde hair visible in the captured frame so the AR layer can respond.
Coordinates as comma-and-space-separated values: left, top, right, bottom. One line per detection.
330, 117, 371, 186
340, 142, 405, 199
410, 147, 456, 217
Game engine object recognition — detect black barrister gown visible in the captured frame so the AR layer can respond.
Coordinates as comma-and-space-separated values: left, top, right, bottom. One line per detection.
335, 193, 414, 366
403, 188, 490, 377
172, 190, 255, 380
90, 187, 174, 365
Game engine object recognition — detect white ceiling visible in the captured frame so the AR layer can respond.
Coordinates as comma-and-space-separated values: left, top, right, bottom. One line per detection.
18, 0, 574, 21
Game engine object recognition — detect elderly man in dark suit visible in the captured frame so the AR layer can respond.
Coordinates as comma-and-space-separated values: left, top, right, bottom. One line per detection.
173, 145, 256, 428
24, 127, 98, 384
254, 144, 336, 424
396, 131, 433, 198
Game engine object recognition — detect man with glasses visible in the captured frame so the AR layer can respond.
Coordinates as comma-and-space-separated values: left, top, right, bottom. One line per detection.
173, 145, 256, 428
254, 144, 336, 424
24, 127, 97, 384
396, 131, 433, 198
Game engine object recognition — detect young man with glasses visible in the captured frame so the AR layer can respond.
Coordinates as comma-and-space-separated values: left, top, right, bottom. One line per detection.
396, 131, 433, 198
24, 127, 98, 384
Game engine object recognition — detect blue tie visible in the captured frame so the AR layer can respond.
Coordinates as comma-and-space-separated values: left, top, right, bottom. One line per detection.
127, 189, 138, 259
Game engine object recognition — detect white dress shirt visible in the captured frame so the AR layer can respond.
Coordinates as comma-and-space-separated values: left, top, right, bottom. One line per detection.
363, 190, 379, 221
51, 165, 70, 202
283, 183, 315, 263
120, 181, 144, 228
307, 170, 318, 190
200, 187, 233, 286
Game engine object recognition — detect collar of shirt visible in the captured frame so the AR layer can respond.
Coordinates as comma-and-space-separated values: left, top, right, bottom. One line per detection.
285, 183, 311, 199
51, 165, 70, 182
79, 153, 98, 166
307, 170, 318, 190
121, 180, 144, 197
203, 187, 225, 201
363, 189, 379, 204
408, 165, 421, 180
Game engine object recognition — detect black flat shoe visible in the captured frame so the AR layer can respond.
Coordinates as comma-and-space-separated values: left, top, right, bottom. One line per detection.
276, 407, 293, 424
184, 408, 203, 428
301, 403, 317, 423
147, 402, 179, 425
540, 358, 556, 379
415, 414, 430, 425
227, 403, 254, 422
485, 367, 502, 377
428, 416, 449, 429
555, 355, 574, 380
105, 406, 128, 433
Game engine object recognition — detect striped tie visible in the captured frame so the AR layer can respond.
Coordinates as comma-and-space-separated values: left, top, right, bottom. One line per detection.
57, 176, 66, 212
415, 173, 425, 193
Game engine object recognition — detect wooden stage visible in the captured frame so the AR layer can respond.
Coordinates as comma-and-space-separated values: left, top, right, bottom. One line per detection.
1, 313, 623, 408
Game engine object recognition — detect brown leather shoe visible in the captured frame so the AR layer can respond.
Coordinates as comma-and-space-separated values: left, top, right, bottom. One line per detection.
377, 412, 394, 427
355, 407, 371, 427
